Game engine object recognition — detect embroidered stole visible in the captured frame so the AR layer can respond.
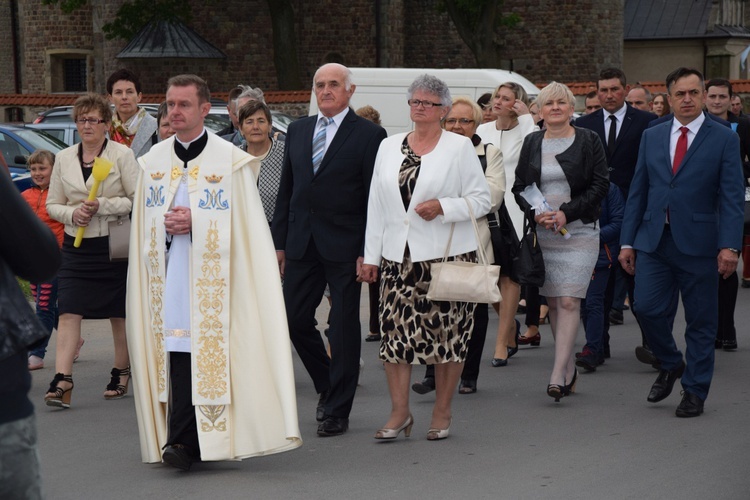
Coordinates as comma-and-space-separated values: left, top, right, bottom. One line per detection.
141, 137, 234, 459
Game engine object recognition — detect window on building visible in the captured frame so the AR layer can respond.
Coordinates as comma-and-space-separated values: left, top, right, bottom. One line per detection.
63, 59, 87, 92
48, 51, 92, 93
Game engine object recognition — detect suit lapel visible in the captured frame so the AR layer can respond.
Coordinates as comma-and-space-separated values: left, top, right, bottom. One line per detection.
674, 114, 712, 177
615, 106, 635, 153
315, 109, 355, 176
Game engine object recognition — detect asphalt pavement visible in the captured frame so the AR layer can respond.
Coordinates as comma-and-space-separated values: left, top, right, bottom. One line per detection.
29, 281, 750, 499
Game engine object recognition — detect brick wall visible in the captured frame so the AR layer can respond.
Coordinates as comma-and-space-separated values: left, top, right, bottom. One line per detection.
9, 0, 622, 98
0, 3, 16, 93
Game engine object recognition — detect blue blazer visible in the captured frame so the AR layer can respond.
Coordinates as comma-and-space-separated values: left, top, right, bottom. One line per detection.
575, 105, 658, 199
271, 108, 387, 262
620, 113, 744, 257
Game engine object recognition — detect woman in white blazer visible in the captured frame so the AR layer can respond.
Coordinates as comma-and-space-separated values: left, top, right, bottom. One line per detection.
44, 94, 139, 409
360, 75, 490, 441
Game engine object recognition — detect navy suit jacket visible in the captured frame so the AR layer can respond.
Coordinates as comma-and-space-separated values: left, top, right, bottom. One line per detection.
620, 113, 744, 257
575, 105, 658, 199
271, 108, 387, 262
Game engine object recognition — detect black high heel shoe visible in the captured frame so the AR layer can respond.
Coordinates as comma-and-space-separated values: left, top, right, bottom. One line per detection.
563, 369, 578, 396
547, 384, 564, 402
45, 373, 74, 408
507, 319, 520, 358
104, 366, 131, 400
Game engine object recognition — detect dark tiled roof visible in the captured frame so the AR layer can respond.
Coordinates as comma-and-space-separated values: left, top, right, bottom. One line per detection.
117, 19, 225, 59
624, 0, 750, 40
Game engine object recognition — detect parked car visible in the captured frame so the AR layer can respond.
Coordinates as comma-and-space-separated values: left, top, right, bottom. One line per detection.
26, 122, 80, 146
34, 103, 294, 137
0, 124, 67, 191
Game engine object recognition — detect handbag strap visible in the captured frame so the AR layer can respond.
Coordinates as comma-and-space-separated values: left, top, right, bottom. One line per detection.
440, 199, 490, 267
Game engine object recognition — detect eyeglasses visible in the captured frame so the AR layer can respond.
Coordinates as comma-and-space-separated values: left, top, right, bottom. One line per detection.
407, 99, 442, 108
444, 118, 474, 125
76, 118, 106, 125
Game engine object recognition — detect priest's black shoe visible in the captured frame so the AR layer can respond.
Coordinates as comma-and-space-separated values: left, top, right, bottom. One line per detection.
647, 362, 685, 403
317, 416, 349, 437
162, 444, 194, 471
316, 389, 329, 422
675, 391, 704, 418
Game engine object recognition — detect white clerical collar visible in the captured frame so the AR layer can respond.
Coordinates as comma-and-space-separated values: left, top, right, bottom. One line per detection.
175, 128, 208, 149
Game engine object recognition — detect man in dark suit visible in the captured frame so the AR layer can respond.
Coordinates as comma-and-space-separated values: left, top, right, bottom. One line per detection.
272, 63, 387, 437
575, 68, 658, 368
619, 67, 744, 418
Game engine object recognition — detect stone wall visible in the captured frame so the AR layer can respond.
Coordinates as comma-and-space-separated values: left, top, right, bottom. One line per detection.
9, 0, 623, 98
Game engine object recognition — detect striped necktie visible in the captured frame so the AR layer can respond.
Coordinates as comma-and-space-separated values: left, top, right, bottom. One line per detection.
312, 116, 331, 174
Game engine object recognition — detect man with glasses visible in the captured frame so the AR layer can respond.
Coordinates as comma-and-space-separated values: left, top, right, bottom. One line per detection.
272, 63, 386, 437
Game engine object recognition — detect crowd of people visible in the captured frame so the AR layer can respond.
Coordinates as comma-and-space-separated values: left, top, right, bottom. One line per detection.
2, 61, 747, 493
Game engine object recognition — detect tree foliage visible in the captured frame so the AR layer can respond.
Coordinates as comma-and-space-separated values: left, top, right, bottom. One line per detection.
42, 0, 192, 40
439, 0, 521, 68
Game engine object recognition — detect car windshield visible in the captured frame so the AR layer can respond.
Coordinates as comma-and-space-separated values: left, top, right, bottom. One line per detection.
204, 113, 231, 133
14, 129, 66, 153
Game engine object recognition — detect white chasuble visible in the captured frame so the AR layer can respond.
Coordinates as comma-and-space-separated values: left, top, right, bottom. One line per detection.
127, 134, 301, 463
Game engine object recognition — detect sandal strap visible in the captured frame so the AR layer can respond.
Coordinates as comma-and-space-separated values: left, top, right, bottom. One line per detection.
47, 373, 73, 396
106, 366, 131, 392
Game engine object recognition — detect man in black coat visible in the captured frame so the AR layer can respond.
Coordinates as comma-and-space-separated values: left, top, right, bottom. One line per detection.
575, 68, 658, 365
272, 63, 387, 437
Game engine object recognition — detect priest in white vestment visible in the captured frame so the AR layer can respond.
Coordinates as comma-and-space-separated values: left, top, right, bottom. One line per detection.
126, 75, 301, 469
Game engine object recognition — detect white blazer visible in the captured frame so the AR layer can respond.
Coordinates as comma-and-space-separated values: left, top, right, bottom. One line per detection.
365, 131, 491, 265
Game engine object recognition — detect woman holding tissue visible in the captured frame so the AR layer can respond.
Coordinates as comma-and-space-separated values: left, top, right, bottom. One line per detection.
513, 82, 608, 402
44, 93, 139, 408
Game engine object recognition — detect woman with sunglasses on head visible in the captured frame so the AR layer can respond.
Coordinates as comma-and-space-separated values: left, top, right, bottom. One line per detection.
44, 93, 139, 409
477, 82, 538, 367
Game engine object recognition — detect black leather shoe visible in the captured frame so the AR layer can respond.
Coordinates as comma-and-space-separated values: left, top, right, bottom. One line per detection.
635, 345, 661, 369
317, 416, 349, 437
316, 390, 329, 422
675, 391, 704, 418
722, 339, 738, 351
162, 444, 194, 471
647, 362, 685, 403
411, 376, 435, 394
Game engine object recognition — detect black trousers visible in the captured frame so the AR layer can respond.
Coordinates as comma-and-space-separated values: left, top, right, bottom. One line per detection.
284, 239, 362, 419
717, 271, 738, 342
166, 352, 200, 458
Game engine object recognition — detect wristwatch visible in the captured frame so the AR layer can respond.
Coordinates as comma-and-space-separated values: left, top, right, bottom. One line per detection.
725, 248, 740, 255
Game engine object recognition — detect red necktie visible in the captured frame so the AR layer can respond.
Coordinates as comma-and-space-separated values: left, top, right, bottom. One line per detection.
672, 126, 688, 175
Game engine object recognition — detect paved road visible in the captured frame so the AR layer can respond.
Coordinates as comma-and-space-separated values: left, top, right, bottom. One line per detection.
30, 283, 750, 499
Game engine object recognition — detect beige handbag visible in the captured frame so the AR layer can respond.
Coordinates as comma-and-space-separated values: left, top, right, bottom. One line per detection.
426, 199, 502, 304
108, 216, 131, 262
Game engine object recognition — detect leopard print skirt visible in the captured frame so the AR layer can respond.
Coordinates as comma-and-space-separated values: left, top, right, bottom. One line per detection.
378, 249, 476, 364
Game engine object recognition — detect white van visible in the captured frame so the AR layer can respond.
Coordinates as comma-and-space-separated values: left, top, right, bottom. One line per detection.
308, 67, 540, 135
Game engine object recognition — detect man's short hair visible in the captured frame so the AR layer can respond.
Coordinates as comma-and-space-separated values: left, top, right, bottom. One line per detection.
167, 74, 211, 104
585, 90, 598, 100
630, 84, 652, 101
236, 85, 265, 105
666, 68, 705, 94
597, 68, 627, 88
107, 68, 142, 95
706, 78, 732, 96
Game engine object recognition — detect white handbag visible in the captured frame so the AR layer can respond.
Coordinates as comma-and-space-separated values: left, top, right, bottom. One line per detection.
426, 199, 502, 304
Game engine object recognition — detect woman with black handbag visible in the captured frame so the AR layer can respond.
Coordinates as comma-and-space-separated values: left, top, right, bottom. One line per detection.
513, 82, 609, 402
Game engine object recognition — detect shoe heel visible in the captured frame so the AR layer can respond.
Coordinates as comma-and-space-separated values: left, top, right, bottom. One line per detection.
531, 339, 540, 347
404, 420, 414, 438
45, 373, 73, 409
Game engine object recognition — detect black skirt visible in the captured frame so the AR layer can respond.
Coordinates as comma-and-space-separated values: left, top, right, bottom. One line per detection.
58, 234, 128, 318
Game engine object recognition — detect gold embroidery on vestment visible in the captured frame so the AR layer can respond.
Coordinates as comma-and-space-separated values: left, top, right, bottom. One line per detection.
165, 329, 191, 338
198, 405, 227, 432
195, 221, 228, 400
148, 220, 166, 393
171, 166, 182, 180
